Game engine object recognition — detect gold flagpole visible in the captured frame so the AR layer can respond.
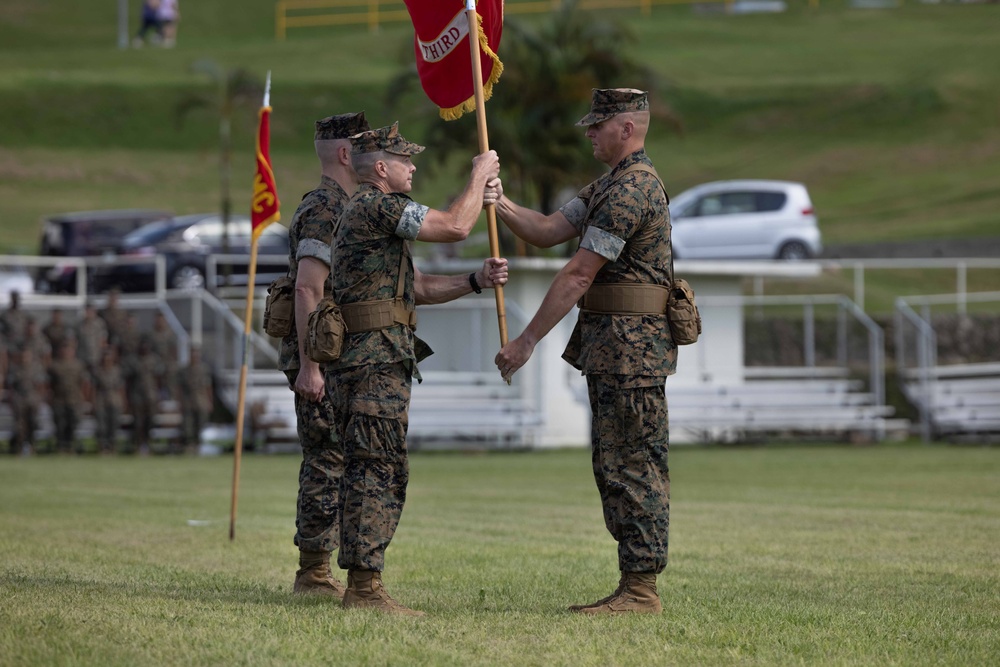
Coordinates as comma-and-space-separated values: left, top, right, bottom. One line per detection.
465, 0, 509, 354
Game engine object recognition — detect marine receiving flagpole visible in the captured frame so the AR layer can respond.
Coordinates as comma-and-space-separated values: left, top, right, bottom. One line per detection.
464, 0, 509, 354
230, 71, 280, 541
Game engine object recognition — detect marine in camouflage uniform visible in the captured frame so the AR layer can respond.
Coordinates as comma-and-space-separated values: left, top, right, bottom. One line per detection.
326, 122, 503, 615
148, 313, 177, 399
48, 341, 89, 453
92, 350, 125, 454
176, 346, 213, 452
0, 291, 28, 352
277, 112, 370, 598
99, 289, 129, 351
5, 347, 46, 455
491, 89, 674, 614
42, 309, 72, 355
125, 339, 160, 454
76, 303, 109, 376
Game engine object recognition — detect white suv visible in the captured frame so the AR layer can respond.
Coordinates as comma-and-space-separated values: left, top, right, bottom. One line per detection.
669, 180, 821, 260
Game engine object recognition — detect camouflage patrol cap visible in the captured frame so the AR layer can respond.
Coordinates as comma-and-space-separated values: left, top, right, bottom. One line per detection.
314, 112, 370, 141
350, 121, 425, 156
575, 88, 650, 127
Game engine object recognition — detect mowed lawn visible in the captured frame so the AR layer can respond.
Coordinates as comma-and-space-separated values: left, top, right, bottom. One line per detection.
0, 445, 997, 666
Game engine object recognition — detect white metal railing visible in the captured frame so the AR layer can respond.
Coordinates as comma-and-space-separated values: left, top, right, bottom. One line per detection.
809, 258, 1000, 313
702, 292, 885, 408
894, 290, 1000, 441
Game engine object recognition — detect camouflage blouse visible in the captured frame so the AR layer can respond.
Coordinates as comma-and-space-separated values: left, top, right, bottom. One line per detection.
328, 183, 431, 374
559, 149, 678, 377
278, 176, 351, 372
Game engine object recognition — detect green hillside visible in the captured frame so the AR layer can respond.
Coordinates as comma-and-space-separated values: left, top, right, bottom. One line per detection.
1, 1, 999, 253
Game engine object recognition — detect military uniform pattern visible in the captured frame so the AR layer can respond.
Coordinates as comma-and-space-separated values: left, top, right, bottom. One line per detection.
0, 308, 27, 350
277, 176, 348, 373
48, 356, 86, 452
558, 148, 674, 574
76, 316, 108, 372
329, 183, 422, 373
560, 149, 677, 377
325, 183, 425, 572
147, 326, 177, 397
277, 176, 349, 555
326, 361, 411, 572
100, 306, 128, 349
284, 370, 343, 553
176, 360, 212, 447
42, 320, 72, 353
588, 374, 670, 573
126, 353, 159, 449
92, 363, 124, 452
6, 362, 45, 454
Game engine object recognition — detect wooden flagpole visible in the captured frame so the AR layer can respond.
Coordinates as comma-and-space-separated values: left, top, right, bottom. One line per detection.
228, 242, 259, 540
464, 0, 509, 354
228, 73, 271, 541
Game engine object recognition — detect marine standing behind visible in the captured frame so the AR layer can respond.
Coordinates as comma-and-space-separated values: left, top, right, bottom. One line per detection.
489, 89, 675, 614
325, 123, 506, 615
92, 349, 125, 454
277, 112, 370, 598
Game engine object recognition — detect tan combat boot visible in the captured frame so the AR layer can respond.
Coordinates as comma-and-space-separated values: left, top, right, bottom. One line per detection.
573, 572, 662, 615
568, 573, 626, 612
293, 551, 346, 599
342, 569, 425, 617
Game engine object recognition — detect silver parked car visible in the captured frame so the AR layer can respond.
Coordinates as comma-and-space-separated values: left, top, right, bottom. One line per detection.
669, 180, 821, 260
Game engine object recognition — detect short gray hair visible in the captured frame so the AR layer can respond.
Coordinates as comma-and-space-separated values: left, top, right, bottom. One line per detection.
352, 150, 387, 180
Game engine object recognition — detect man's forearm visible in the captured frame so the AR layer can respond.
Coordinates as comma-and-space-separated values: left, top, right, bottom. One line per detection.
494, 195, 575, 248
414, 272, 477, 306
519, 266, 593, 346
447, 172, 491, 234
295, 283, 324, 369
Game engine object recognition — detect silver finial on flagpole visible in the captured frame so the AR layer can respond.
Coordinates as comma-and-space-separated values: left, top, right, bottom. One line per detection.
264, 70, 271, 107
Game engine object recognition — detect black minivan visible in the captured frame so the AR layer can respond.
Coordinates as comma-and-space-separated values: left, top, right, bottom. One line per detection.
36, 209, 172, 293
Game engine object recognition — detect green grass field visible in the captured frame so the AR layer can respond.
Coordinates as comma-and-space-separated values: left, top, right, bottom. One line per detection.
1, 445, 998, 666
1, 1, 999, 256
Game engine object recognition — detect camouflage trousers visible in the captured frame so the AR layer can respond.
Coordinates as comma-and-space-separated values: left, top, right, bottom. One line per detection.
9, 401, 38, 453
325, 362, 411, 572
51, 401, 80, 452
131, 398, 155, 448
94, 401, 121, 452
284, 370, 344, 554
587, 374, 670, 574
179, 403, 208, 448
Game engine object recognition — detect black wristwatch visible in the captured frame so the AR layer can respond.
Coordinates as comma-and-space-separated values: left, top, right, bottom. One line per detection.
469, 272, 482, 294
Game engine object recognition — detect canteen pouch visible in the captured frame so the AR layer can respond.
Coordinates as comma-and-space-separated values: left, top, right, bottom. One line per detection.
262, 276, 295, 338
666, 279, 701, 345
306, 297, 346, 363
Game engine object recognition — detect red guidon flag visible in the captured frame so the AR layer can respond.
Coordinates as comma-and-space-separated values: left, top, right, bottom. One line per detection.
403, 0, 503, 121
251, 102, 280, 240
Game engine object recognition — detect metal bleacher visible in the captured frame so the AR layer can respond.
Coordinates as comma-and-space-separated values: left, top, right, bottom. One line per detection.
668, 367, 906, 443
896, 292, 1000, 441
901, 363, 1000, 440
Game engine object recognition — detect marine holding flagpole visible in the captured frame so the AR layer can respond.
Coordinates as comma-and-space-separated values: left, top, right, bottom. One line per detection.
487, 88, 675, 614
322, 122, 506, 615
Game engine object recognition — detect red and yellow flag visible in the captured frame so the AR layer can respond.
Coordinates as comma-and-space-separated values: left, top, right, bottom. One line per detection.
403, 0, 504, 121
251, 102, 280, 240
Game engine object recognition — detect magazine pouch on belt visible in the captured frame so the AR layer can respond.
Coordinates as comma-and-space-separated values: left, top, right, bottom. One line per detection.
262, 275, 295, 338
306, 297, 346, 363
666, 278, 700, 345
